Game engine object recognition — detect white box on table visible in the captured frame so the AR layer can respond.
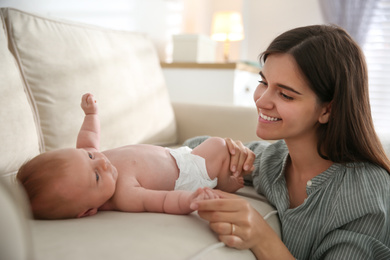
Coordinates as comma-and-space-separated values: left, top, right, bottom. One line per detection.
172, 34, 216, 63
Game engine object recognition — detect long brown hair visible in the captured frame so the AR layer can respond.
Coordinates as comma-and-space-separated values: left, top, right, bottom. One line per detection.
261, 25, 390, 173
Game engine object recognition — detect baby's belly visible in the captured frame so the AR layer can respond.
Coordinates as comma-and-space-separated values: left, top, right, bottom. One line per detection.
105, 145, 180, 190
139, 150, 179, 190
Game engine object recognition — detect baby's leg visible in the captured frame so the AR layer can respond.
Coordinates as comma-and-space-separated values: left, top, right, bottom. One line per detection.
191, 137, 230, 179
191, 137, 243, 192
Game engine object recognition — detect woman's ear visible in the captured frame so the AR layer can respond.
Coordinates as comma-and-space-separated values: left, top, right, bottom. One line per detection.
318, 102, 332, 124
77, 208, 98, 218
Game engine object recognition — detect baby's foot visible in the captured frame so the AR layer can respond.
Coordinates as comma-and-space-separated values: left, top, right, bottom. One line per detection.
226, 175, 244, 193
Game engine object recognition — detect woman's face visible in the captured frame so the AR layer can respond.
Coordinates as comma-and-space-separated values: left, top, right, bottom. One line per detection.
253, 53, 330, 143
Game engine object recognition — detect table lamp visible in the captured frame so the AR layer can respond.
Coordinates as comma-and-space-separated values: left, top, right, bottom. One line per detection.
211, 11, 244, 62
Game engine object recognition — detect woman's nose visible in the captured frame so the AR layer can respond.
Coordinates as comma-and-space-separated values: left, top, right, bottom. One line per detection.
253, 84, 262, 103
254, 85, 273, 110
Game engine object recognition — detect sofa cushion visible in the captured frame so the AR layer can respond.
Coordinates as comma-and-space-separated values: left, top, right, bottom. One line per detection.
0, 11, 41, 177
30, 186, 279, 260
0, 177, 34, 260
3, 8, 177, 151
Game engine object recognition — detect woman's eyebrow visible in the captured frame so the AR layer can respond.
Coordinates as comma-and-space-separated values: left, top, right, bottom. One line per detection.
278, 84, 302, 95
259, 71, 302, 95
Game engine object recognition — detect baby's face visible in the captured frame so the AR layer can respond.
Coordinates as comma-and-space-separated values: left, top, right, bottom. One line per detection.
58, 148, 118, 217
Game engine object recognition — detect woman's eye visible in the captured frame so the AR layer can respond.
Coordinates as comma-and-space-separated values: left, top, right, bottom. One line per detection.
258, 80, 268, 86
95, 172, 100, 182
280, 92, 294, 100
88, 153, 93, 159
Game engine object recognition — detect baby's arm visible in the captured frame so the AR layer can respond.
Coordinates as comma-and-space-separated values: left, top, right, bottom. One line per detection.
114, 187, 218, 214
76, 93, 100, 151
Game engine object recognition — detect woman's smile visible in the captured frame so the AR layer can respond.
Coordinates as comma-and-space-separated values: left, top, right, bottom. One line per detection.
259, 112, 281, 122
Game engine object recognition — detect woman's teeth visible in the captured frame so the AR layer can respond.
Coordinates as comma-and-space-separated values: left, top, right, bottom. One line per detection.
260, 113, 280, 122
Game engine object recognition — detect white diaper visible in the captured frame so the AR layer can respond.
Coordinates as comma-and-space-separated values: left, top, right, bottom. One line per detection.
168, 146, 218, 192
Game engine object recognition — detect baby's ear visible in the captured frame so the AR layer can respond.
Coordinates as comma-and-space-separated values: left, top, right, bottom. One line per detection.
77, 208, 98, 218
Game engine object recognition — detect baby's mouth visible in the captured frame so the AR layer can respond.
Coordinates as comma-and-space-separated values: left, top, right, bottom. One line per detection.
260, 113, 281, 122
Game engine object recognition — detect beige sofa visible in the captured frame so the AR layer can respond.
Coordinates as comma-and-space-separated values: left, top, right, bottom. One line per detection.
0, 8, 280, 260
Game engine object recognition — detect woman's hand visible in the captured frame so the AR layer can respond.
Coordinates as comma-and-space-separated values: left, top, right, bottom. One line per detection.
192, 190, 294, 259
225, 138, 255, 177
192, 190, 265, 250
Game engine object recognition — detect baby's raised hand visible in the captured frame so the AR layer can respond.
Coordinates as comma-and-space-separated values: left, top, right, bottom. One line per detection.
81, 93, 98, 115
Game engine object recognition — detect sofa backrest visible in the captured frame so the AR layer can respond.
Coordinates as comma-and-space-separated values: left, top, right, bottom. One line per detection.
0, 11, 41, 177
0, 8, 177, 176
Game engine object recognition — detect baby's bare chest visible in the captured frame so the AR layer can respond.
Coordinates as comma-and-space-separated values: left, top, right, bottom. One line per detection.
104, 145, 179, 190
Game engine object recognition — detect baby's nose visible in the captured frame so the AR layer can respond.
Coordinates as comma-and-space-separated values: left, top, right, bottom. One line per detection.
97, 157, 108, 170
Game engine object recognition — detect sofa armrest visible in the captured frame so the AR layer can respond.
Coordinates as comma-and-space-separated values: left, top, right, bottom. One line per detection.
172, 102, 260, 145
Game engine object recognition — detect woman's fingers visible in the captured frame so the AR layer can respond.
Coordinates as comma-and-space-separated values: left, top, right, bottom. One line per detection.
225, 138, 239, 173
242, 149, 256, 174
209, 222, 233, 236
207, 222, 247, 249
225, 138, 237, 155
234, 140, 247, 173
195, 198, 247, 223
219, 235, 246, 249
225, 138, 249, 174
203, 202, 256, 250
224, 138, 255, 176
193, 193, 279, 253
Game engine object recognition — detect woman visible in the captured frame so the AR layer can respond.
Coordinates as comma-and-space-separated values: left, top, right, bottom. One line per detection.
190, 25, 390, 259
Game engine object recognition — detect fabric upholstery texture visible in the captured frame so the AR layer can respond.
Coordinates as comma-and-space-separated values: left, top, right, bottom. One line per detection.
0, 11, 41, 177
4, 8, 177, 152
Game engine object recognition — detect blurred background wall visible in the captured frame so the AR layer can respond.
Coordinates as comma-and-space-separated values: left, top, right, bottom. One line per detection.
0, 0, 324, 63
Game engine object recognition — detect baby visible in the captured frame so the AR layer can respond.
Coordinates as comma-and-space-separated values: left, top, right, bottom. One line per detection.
17, 93, 251, 219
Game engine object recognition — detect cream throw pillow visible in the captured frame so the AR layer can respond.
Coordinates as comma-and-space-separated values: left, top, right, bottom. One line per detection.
0, 11, 41, 176
5, 8, 177, 151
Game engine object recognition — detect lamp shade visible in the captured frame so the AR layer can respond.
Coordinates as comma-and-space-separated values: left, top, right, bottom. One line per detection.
211, 11, 244, 42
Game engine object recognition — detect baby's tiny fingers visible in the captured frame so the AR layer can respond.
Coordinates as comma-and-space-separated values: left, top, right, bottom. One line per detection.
205, 188, 220, 200
87, 94, 94, 103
